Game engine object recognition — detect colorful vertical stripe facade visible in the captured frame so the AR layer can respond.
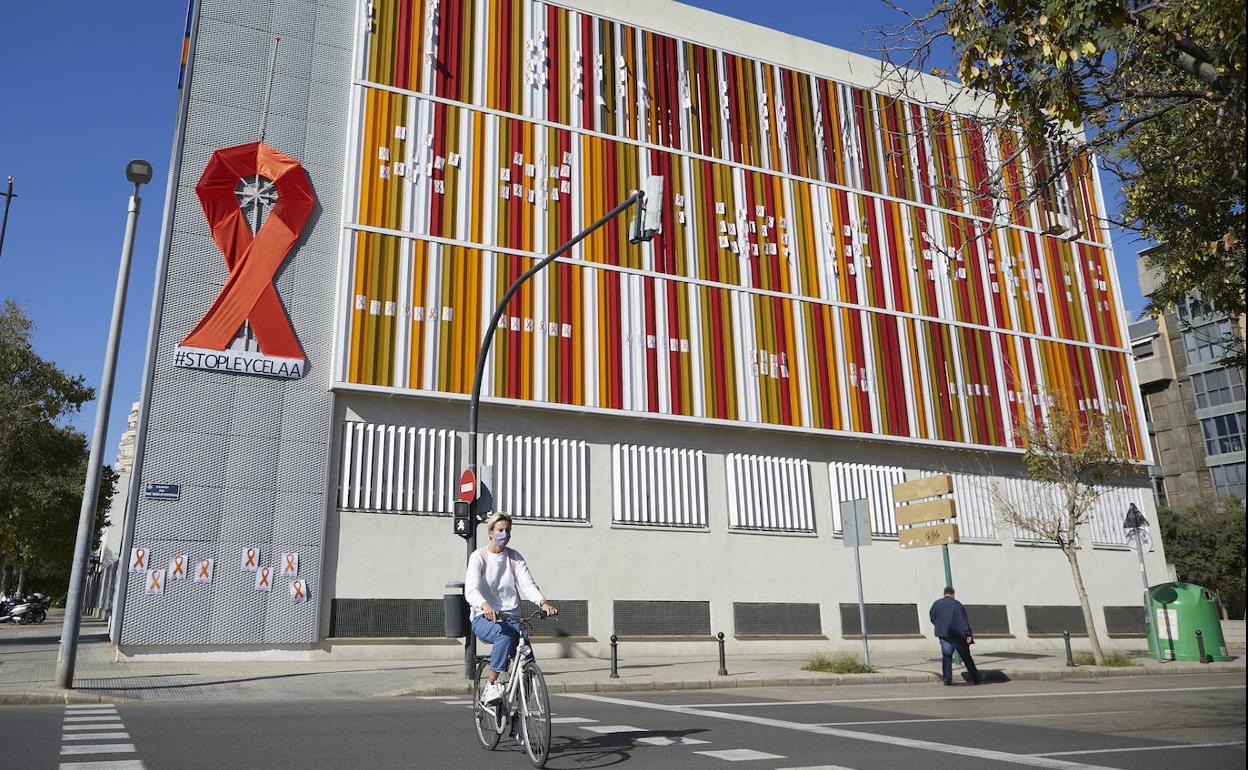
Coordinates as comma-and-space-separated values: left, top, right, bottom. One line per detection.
340, 0, 1143, 459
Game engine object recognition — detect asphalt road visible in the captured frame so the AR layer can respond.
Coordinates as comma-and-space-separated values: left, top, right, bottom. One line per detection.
2, 672, 1242, 769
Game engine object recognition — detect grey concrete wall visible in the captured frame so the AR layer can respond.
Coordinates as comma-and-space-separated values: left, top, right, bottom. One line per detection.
323, 392, 1165, 657
118, 0, 353, 647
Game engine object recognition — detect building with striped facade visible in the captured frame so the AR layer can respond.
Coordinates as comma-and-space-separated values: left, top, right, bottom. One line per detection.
112, 0, 1163, 657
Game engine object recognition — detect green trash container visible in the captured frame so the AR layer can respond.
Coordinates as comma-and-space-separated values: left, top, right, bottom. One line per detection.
1147, 582, 1232, 661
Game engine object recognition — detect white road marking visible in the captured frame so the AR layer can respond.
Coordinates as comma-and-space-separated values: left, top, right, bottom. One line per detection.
580, 725, 647, 734
679, 684, 1245, 709
63, 709, 117, 715
65, 704, 116, 710
59, 761, 146, 770
1034, 741, 1246, 757
776, 766, 859, 770
64, 716, 123, 723
65, 724, 125, 731
813, 710, 1135, 727
62, 734, 130, 741
695, 748, 786, 761
565, 693, 1122, 770
440, 700, 474, 705
637, 735, 711, 746
551, 717, 598, 724
60, 744, 137, 755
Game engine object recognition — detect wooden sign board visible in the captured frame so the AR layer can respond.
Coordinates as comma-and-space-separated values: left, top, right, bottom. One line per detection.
894, 498, 956, 527
899, 522, 960, 549
892, 474, 954, 503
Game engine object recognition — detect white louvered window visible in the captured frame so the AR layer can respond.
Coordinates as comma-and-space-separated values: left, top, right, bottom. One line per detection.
992, 475, 1067, 544
1089, 485, 1147, 548
946, 473, 1002, 541
827, 462, 906, 536
483, 433, 589, 522
612, 444, 707, 528
726, 454, 814, 532
339, 422, 458, 514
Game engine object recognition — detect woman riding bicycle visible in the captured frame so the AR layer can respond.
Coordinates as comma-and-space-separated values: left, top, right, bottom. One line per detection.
465, 512, 558, 706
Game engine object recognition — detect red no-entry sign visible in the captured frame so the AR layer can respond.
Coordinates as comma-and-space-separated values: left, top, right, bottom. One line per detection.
459, 469, 476, 502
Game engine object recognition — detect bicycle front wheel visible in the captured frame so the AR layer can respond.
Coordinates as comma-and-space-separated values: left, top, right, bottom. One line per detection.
472, 658, 502, 751
519, 661, 552, 767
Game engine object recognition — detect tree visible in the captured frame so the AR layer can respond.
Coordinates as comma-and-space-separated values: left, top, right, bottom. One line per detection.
992, 400, 1132, 664
1158, 497, 1246, 618
873, 1, 1245, 326
0, 299, 102, 597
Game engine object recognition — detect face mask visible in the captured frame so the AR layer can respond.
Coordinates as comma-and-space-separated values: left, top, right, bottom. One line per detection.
494, 531, 510, 547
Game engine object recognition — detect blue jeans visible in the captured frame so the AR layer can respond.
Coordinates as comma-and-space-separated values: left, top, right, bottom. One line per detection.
939, 636, 979, 683
472, 615, 530, 673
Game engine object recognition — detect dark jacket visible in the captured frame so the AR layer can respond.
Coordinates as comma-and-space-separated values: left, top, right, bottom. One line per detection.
929, 595, 973, 640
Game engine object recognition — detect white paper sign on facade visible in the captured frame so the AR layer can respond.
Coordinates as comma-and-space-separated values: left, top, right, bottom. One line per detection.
254, 566, 274, 592
194, 558, 215, 584
129, 547, 150, 573
145, 569, 165, 595
240, 547, 261, 572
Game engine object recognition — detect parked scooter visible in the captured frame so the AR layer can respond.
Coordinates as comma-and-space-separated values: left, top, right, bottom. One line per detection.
0, 595, 35, 624
24, 593, 50, 624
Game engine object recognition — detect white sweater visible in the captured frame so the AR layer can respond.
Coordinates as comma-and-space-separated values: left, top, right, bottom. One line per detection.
464, 547, 546, 620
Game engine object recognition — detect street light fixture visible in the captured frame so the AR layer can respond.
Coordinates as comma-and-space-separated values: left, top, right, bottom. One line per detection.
458, 176, 665, 678
1123, 502, 1161, 661
56, 159, 152, 688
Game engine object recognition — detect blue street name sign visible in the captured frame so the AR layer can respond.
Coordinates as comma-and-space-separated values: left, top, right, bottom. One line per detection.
145, 483, 181, 501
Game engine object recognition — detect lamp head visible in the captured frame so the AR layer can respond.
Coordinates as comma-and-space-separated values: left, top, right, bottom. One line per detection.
125, 159, 153, 186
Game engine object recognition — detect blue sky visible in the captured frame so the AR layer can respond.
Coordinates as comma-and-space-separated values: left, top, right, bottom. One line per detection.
0, 1, 1150, 466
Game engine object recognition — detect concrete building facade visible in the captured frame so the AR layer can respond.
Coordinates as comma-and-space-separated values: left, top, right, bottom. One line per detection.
1131, 250, 1246, 508
112, 0, 1162, 659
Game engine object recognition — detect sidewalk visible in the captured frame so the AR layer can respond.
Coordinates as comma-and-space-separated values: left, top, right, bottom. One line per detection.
3, 612, 1242, 705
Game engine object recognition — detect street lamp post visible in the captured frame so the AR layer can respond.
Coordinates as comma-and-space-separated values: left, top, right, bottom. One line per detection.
458, 176, 664, 678
56, 159, 153, 689
0, 176, 16, 264
1123, 502, 1160, 661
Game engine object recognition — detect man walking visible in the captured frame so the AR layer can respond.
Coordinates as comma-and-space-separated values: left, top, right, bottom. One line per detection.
930, 586, 980, 685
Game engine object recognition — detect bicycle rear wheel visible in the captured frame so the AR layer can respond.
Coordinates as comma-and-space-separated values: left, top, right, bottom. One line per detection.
472, 659, 502, 750
519, 661, 551, 767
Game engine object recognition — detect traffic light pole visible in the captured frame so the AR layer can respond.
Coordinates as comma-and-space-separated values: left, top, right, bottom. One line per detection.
462, 189, 647, 679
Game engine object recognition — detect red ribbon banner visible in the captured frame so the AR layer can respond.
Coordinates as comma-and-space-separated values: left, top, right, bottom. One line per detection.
180, 141, 316, 358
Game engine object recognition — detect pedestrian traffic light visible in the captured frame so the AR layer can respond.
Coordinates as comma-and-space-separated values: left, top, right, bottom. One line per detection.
453, 500, 473, 539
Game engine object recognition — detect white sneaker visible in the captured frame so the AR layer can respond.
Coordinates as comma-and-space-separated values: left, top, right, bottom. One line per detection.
480, 681, 504, 705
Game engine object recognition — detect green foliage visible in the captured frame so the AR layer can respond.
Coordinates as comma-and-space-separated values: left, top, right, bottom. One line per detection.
1074, 651, 1137, 667
1158, 497, 1246, 609
893, 1, 1245, 321
803, 654, 875, 674
0, 299, 111, 596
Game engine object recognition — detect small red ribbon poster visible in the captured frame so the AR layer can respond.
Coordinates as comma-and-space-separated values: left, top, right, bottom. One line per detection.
174, 141, 315, 379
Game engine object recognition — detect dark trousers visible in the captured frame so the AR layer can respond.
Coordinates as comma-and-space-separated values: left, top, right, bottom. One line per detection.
939, 636, 979, 683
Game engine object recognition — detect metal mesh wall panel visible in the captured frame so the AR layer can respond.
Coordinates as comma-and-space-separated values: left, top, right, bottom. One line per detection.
965, 605, 1011, 636
519, 600, 590, 637
839, 603, 921, 636
1103, 606, 1147, 636
733, 603, 822, 636
329, 599, 445, 638
725, 454, 814, 532
1024, 606, 1088, 636
611, 444, 707, 527
119, 0, 349, 647
613, 601, 712, 636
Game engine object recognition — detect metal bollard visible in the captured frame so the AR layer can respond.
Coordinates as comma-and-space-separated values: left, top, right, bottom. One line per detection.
1063, 630, 1075, 667
609, 634, 620, 678
717, 632, 727, 676
1196, 630, 1209, 664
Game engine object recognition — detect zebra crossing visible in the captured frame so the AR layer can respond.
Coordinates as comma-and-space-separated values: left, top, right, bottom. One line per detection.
58, 703, 144, 770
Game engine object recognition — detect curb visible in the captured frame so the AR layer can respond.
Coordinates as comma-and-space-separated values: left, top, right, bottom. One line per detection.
379, 660, 1245, 698
0, 690, 138, 706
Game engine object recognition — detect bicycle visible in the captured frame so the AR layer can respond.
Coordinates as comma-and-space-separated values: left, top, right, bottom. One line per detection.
472, 609, 554, 767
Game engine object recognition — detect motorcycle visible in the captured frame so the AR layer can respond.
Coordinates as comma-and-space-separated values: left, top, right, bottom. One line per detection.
0, 595, 34, 624
24, 593, 50, 624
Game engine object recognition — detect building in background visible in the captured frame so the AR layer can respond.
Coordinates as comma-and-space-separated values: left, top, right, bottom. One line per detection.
1132, 248, 1246, 507
85, 401, 141, 617
111, 0, 1161, 657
